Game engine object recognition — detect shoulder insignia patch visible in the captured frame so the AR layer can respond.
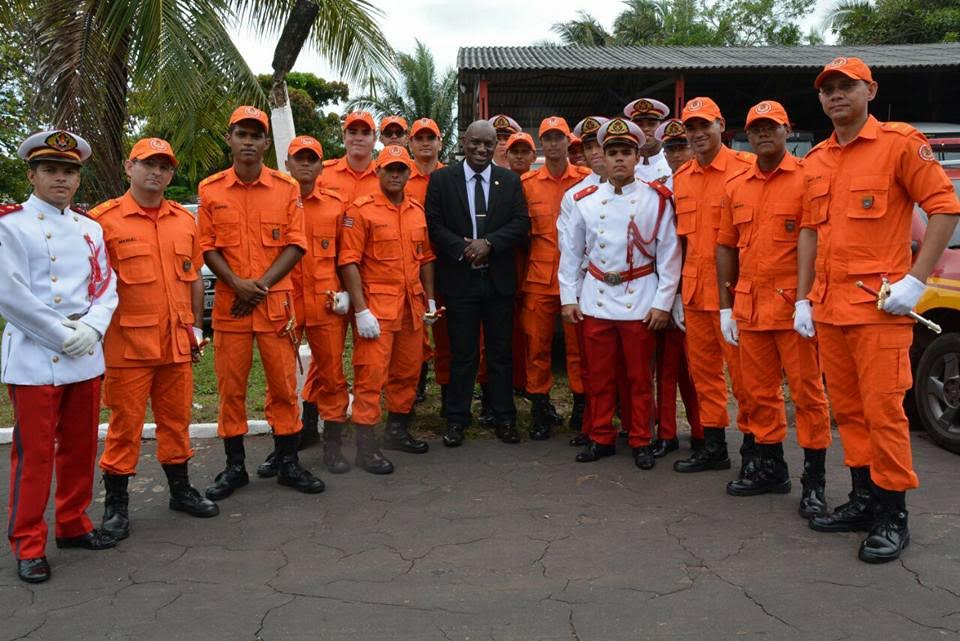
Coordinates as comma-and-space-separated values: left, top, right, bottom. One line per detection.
0, 203, 24, 218
352, 194, 375, 208
199, 171, 227, 187
87, 199, 120, 219
573, 185, 599, 201
918, 143, 936, 162
881, 121, 916, 136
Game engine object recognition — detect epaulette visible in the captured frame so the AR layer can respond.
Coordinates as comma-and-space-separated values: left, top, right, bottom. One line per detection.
520, 170, 537, 182
270, 169, 299, 186
573, 185, 599, 201
319, 187, 346, 202
86, 199, 121, 219
323, 159, 340, 168
168, 201, 193, 216
733, 150, 756, 163
199, 170, 228, 187
408, 197, 425, 211
0, 203, 23, 218
880, 121, 918, 137
675, 158, 694, 174
807, 139, 830, 156
72, 205, 90, 218
575, 165, 593, 177
646, 179, 674, 200
351, 194, 376, 208
726, 165, 752, 183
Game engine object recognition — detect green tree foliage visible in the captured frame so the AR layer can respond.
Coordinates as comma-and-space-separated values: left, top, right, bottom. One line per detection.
0, 33, 36, 202
824, 0, 960, 44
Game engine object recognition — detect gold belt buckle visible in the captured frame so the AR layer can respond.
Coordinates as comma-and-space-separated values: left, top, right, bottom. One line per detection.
603, 272, 622, 286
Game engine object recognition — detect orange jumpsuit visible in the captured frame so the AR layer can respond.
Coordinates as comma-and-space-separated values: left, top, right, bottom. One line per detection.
91, 193, 200, 475
521, 163, 592, 395
717, 154, 831, 449
674, 145, 755, 431
338, 192, 435, 426
198, 167, 307, 438
802, 116, 960, 491
289, 186, 351, 422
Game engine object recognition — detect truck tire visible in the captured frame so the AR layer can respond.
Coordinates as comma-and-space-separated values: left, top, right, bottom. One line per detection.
914, 333, 960, 454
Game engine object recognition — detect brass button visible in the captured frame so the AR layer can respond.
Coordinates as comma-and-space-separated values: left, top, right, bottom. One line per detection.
599, 243, 605, 248
53, 295, 62, 304
601, 259, 607, 264
630, 200, 636, 204
599, 289, 604, 294
52, 355, 59, 363
630, 215, 635, 220
38, 213, 45, 220
51, 275, 58, 282
87, 349, 94, 355
73, 216, 79, 222
628, 288, 634, 294
600, 214, 605, 219
597, 301, 603, 307
45, 232, 52, 239
599, 229, 604, 235
50, 255, 56, 262
601, 199, 607, 205
626, 303, 633, 309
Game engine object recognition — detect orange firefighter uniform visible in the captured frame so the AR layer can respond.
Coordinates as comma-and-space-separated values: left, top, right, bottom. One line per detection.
802, 115, 960, 491
198, 167, 307, 438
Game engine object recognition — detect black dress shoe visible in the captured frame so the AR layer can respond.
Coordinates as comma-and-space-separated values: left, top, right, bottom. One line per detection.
633, 446, 656, 470
257, 450, 279, 478
859, 490, 909, 564
726, 443, 791, 496
18, 558, 50, 583
576, 441, 616, 462
204, 463, 249, 501
529, 424, 551, 441
569, 432, 589, 447
56, 529, 117, 550
690, 437, 705, 451
495, 422, 521, 444
810, 467, 874, 533
651, 437, 679, 458
278, 460, 326, 494
673, 428, 731, 473
443, 424, 466, 447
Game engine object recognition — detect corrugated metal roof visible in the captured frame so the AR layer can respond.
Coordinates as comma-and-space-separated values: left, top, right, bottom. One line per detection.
458, 43, 960, 72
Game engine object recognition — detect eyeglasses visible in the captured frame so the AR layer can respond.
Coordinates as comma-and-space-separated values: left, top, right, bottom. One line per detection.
381, 129, 406, 139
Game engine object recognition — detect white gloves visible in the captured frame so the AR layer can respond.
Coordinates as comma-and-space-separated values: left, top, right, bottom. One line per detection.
192, 326, 204, 345
719, 308, 738, 346
671, 295, 685, 331
423, 299, 439, 326
355, 308, 381, 339
793, 300, 815, 338
331, 291, 350, 315
61, 319, 101, 358
883, 274, 925, 315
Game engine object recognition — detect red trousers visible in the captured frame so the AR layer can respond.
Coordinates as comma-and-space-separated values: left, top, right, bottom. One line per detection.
684, 308, 751, 432
7, 379, 100, 560
300, 320, 350, 422
739, 329, 831, 449
818, 323, 917, 491
582, 316, 656, 448
576, 321, 631, 436
100, 363, 193, 476
352, 307, 423, 426
656, 328, 703, 441
522, 293, 584, 394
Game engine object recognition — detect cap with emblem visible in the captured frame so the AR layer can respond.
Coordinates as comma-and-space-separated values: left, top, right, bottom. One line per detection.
573, 116, 610, 142
411, 117, 440, 137
489, 114, 522, 134
376, 145, 413, 170
344, 111, 376, 131
287, 136, 324, 159
745, 100, 790, 129
538, 116, 570, 138
128, 137, 178, 167
229, 105, 270, 133
18, 130, 91, 166
568, 134, 583, 149
814, 56, 874, 89
681, 97, 723, 124
506, 132, 536, 152
654, 119, 688, 148
597, 118, 645, 149
624, 98, 670, 122
380, 115, 409, 133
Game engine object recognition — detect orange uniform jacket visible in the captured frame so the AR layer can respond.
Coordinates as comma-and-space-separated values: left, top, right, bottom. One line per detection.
290, 186, 348, 326
717, 153, 804, 330
197, 167, 307, 333
674, 145, 755, 310
319, 157, 379, 204
406, 162, 445, 205
338, 192, 436, 331
521, 163, 593, 295
801, 116, 960, 325
90, 192, 202, 366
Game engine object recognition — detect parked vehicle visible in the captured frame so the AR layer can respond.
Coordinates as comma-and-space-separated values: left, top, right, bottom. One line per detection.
181, 203, 215, 325
730, 131, 814, 157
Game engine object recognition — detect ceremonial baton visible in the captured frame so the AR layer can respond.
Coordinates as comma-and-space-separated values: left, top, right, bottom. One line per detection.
855, 281, 941, 334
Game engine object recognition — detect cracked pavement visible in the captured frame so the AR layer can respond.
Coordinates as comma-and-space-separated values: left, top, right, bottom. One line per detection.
2, 428, 959, 641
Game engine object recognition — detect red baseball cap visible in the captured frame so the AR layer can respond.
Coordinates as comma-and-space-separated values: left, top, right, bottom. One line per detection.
287, 136, 324, 159
814, 56, 874, 89
376, 145, 413, 170
129, 137, 178, 167
380, 115, 409, 133
745, 100, 790, 128
681, 97, 723, 124
411, 117, 441, 137
343, 111, 375, 131
568, 134, 583, 149
539, 116, 571, 138
229, 105, 269, 133
506, 132, 536, 152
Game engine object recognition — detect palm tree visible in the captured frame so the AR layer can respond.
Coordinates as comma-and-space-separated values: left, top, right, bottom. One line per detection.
551, 11, 612, 46
347, 40, 459, 161
821, 0, 877, 43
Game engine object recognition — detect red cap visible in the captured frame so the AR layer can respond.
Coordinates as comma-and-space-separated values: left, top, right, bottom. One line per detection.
380, 115, 409, 133
229, 106, 269, 133
376, 145, 413, 170
745, 100, 790, 128
681, 97, 723, 124
568, 134, 583, 149
506, 132, 536, 152
539, 116, 571, 138
129, 137, 178, 167
411, 117, 441, 137
814, 56, 874, 89
343, 111, 375, 131
287, 136, 324, 159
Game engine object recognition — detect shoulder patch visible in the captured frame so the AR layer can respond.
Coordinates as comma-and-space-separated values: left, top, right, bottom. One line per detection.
167, 201, 193, 215
734, 150, 756, 163
0, 203, 23, 218
199, 170, 227, 187
87, 199, 120, 219
573, 185, 599, 201
352, 194, 376, 208
407, 197, 425, 210
319, 187, 346, 202
881, 121, 917, 137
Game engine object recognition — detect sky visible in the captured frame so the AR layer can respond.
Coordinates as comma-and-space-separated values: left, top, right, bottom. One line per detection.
233, 0, 838, 88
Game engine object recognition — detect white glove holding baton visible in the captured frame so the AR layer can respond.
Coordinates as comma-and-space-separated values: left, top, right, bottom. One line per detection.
719, 308, 739, 346
331, 291, 350, 315
423, 299, 439, 326
671, 294, 685, 331
793, 300, 815, 338
882, 274, 925, 315
61, 319, 101, 357
355, 308, 381, 339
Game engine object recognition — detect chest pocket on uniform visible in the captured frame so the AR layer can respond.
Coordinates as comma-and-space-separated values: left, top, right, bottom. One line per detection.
372, 224, 400, 260
803, 179, 830, 226
173, 241, 198, 282
675, 199, 697, 236
312, 223, 337, 261
261, 209, 288, 247
115, 242, 156, 285
771, 204, 800, 243
731, 205, 753, 247
410, 226, 427, 260
212, 208, 240, 247
847, 175, 888, 220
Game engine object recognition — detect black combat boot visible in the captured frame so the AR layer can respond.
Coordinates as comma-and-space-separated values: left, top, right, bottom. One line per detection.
798, 448, 828, 519
478, 384, 495, 428
355, 426, 394, 474
633, 445, 656, 470
322, 421, 351, 474
204, 436, 249, 501
576, 440, 616, 462
529, 394, 552, 441
101, 473, 130, 540
810, 466, 874, 532
859, 486, 909, 563
737, 433, 758, 481
726, 442, 791, 496
569, 432, 590, 447
545, 398, 564, 426
163, 463, 219, 517
673, 427, 731, 473
298, 401, 320, 450
257, 449, 279, 478
691, 436, 705, 451
651, 437, 680, 458
568, 394, 586, 432
382, 412, 429, 454
275, 434, 325, 493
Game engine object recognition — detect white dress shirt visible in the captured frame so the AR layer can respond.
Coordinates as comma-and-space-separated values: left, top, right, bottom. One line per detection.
0, 194, 118, 385
557, 172, 602, 296
635, 149, 672, 185
558, 180, 680, 321
463, 162, 492, 239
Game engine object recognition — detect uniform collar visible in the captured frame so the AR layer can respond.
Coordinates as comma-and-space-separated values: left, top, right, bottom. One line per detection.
373, 189, 408, 211
302, 181, 323, 202
824, 114, 880, 149
411, 160, 442, 179
536, 161, 579, 182
224, 165, 273, 188
119, 190, 174, 217
600, 179, 640, 196
28, 193, 73, 216
335, 156, 375, 179
691, 144, 734, 174
746, 152, 799, 180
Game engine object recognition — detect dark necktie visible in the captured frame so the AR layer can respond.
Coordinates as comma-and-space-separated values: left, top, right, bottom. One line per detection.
473, 174, 487, 237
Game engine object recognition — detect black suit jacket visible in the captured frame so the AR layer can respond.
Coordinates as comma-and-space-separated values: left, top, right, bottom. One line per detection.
425, 161, 530, 297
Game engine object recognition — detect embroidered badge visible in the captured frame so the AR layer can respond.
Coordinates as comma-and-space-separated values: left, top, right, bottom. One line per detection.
607, 119, 630, 135
785, 219, 796, 233
321, 239, 330, 249
686, 98, 703, 111
663, 121, 685, 137
918, 144, 936, 162
183, 260, 192, 271
862, 196, 874, 209
582, 118, 601, 134
343, 216, 354, 228
754, 101, 772, 114
826, 57, 848, 69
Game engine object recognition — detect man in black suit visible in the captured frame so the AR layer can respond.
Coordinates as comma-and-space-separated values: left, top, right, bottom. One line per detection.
425, 120, 531, 446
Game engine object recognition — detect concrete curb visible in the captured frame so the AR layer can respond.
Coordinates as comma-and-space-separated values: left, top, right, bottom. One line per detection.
0, 420, 274, 445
